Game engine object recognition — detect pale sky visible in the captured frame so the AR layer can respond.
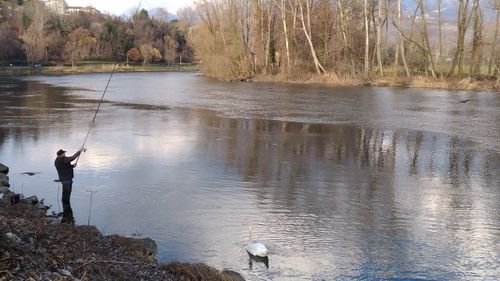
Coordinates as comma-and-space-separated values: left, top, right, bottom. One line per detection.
66, 0, 195, 16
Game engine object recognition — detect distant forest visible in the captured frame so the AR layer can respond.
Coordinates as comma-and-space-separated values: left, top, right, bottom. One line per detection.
1, 0, 499, 83
0, 0, 194, 66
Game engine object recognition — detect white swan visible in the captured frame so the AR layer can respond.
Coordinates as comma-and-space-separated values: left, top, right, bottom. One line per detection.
246, 226, 268, 257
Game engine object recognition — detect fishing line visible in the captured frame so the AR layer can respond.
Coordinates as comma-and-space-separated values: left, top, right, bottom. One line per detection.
75, 63, 117, 165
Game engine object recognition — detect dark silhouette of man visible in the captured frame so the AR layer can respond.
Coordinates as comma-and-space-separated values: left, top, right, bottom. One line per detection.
54, 148, 86, 224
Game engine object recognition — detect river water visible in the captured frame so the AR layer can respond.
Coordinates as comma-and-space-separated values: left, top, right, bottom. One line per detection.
0, 72, 499, 280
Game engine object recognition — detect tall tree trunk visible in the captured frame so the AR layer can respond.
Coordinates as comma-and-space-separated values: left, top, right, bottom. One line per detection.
469, 0, 483, 77
338, 0, 356, 76
376, 0, 384, 77
265, 1, 274, 73
298, 0, 325, 74
418, 0, 436, 78
396, 0, 410, 77
489, 2, 499, 75
364, 0, 370, 77
438, 0, 443, 76
448, 0, 470, 77
279, 0, 291, 71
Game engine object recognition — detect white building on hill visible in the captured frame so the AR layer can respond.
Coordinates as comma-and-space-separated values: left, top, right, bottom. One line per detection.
43, 0, 67, 14
43, 0, 99, 15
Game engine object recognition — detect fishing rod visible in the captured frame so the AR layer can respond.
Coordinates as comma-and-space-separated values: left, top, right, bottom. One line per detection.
75, 63, 117, 165
75, 0, 143, 165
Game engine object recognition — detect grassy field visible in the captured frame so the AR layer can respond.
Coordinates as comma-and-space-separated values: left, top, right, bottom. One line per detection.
0, 63, 199, 76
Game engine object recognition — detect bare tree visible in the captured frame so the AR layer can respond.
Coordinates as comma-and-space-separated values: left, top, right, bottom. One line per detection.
469, 0, 483, 76
297, 0, 325, 74
64, 27, 97, 67
437, 0, 444, 76
418, 0, 436, 78
264, 0, 275, 73
187, 0, 497, 82
488, 0, 499, 75
276, 0, 291, 71
177, 6, 199, 25
20, 1, 48, 66
337, 0, 356, 76
364, 0, 370, 77
163, 35, 178, 64
376, 0, 384, 77
448, 0, 471, 77
139, 43, 161, 65
393, 0, 410, 77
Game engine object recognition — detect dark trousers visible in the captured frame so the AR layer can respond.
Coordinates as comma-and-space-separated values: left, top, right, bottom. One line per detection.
61, 183, 74, 224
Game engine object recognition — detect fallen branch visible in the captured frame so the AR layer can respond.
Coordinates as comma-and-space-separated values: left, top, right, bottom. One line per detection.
72, 259, 138, 272
0, 270, 13, 278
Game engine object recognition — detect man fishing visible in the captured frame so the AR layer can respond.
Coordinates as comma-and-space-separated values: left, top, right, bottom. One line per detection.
54, 148, 86, 224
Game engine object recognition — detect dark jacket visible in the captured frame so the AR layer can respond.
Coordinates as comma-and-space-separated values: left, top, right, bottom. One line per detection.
54, 151, 81, 182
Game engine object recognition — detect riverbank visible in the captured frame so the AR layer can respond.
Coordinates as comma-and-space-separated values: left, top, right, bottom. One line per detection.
252, 72, 500, 92
0, 64, 199, 76
0, 163, 242, 281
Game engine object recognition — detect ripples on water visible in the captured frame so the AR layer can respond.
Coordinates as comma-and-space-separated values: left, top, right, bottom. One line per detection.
0, 74, 499, 281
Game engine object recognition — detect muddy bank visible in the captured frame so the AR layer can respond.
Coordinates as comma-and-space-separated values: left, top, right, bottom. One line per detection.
0, 64, 198, 76
0, 163, 242, 281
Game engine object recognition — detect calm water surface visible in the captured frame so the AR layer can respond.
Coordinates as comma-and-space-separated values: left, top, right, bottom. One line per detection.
0, 72, 499, 280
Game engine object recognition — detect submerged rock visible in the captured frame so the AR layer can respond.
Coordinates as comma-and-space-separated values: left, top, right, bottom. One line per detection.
222, 269, 246, 281
0, 163, 8, 175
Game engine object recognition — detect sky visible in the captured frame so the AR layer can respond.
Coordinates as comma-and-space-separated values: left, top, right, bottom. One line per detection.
65, 0, 195, 16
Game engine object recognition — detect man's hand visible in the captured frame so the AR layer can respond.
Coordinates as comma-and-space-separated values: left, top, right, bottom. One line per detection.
80, 147, 87, 153
72, 163, 77, 168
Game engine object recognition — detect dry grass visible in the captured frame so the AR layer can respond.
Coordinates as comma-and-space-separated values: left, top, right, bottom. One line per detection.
253, 71, 360, 87
253, 72, 499, 92
166, 262, 243, 281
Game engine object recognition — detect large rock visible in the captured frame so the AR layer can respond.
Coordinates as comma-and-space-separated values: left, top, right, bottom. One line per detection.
0, 186, 11, 195
20, 195, 39, 205
0, 174, 9, 187
108, 235, 157, 261
222, 270, 246, 281
0, 163, 8, 175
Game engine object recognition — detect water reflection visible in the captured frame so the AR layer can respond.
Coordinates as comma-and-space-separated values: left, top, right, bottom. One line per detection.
0, 77, 93, 147
0, 76, 499, 281
192, 112, 498, 191
249, 255, 269, 270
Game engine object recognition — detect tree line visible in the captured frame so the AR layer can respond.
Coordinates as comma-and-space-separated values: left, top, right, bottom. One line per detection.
189, 0, 500, 81
0, 0, 193, 66
1, 0, 499, 83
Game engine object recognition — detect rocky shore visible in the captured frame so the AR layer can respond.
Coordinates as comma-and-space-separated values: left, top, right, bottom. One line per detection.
0, 163, 243, 281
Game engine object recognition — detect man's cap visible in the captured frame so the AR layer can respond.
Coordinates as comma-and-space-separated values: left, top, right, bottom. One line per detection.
56, 149, 66, 156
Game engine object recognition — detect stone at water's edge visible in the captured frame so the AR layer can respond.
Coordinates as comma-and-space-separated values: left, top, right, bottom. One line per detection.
107, 235, 158, 261
21, 195, 39, 205
0, 163, 8, 175
0, 186, 11, 194
0, 173, 9, 188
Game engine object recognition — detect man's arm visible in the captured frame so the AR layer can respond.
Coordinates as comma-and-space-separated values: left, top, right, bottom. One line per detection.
63, 148, 86, 163
63, 151, 81, 163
